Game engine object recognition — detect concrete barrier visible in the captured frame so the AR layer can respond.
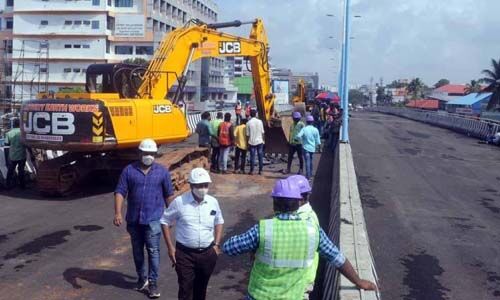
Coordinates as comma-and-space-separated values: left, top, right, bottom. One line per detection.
373, 107, 500, 140
337, 143, 380, 300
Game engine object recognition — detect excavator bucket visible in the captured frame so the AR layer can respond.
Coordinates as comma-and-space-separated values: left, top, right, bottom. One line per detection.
293, 102, 307, 116
264, 115, 292, 155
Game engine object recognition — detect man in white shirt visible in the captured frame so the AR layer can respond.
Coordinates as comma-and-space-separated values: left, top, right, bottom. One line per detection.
246, 109, 265, 175
161, 168, 224, 300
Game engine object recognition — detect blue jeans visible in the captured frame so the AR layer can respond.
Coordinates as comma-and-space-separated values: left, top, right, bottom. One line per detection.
127, 221, 161, 283
219, 146, 231, 171
249, 144, 264, 173
303, 150, 314, 179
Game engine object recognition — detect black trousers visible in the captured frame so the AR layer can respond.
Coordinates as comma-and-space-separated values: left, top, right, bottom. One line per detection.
7, 159, 26, 189
175, 243, 218, 300
210, 146, 220, 170
234, 147, 247, 172
286, 144, 303, 172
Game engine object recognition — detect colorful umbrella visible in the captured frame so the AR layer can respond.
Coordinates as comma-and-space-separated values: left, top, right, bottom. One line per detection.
315, 92, 340, 103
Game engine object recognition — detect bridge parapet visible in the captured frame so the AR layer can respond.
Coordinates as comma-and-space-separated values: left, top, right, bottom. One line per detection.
372, 107, 500, 140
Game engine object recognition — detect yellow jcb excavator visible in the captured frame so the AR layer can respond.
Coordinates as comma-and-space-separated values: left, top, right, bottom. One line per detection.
20, 19, 289, 195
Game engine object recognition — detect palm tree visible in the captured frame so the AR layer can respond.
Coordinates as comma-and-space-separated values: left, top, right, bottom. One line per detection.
464, 80, 482, 94
480, 58, 500, 111
407, 78, 424, 100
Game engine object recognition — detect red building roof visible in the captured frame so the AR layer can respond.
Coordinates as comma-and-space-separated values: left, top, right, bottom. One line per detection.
406, 99, 439, 110
435, 84, 466, 95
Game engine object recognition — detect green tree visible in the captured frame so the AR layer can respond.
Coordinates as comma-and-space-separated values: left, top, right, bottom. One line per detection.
434, 78, 450, 88
464, 79, 482, 94
407, 78, 424, 100
376, 86, 385, 104
349, 89, 369, 105
480, 58, 500, 111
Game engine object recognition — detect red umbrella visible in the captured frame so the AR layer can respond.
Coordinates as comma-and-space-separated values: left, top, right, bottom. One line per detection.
315, 92, 340, 103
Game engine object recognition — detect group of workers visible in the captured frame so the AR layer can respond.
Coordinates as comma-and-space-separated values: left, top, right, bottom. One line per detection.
114, 138, 377, 299
196, 104, 265, 175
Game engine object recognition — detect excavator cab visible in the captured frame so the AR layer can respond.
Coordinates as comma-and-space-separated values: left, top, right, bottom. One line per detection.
85, 63, 146, 99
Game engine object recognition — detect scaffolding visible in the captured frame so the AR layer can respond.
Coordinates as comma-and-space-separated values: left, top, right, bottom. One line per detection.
0, 39, 49, 114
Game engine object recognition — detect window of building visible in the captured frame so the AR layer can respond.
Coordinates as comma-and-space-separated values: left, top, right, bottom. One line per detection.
115, 0, 133, 7
40, 67, 48, 73
6, 18, 13, 30
92, 20, 100, 29
136, 46, 154, 55
92, 0, 100, 5
107, 16, 115, 30
83, 44, 90, 49
73, 44, 81, 49
108, 0, 112, 5
64, 20, 73, 25
40, 20, 49, 26
63, 68, 71, 73
6, 0, 13, 7
82, 68, 87, 73
64, 44, 72, 48
74, 20, 82, 25
106, 40, 110, 53
73, 68, 81, 73
83, 20, 91, 26
115, 45, 133, 55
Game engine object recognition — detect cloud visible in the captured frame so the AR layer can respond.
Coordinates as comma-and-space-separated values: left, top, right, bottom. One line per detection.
217, 0, 500, 87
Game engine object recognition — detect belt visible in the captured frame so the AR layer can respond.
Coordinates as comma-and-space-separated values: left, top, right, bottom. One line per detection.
176, 242, 214, 253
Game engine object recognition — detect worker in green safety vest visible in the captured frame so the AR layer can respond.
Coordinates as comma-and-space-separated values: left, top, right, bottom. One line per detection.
287, 174, 319, 298
222, 179, 377, 300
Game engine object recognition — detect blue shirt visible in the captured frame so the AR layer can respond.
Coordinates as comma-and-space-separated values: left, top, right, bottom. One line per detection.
297, 125, 321, 153
196, 119, 211, 146
222, 213, 346, 268
115, 162, 174, 225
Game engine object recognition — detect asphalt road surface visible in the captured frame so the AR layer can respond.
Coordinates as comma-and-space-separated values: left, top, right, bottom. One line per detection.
0, 141, 328, 300
350, 112, 500, 300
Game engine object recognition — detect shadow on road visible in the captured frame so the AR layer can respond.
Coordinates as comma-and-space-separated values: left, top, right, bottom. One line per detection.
63, 267, 136, 290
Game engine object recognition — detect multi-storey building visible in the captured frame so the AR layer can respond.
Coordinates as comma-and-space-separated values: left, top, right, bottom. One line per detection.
0, 0, 218, 106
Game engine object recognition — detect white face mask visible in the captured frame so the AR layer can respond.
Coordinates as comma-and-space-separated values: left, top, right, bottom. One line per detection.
192, 187, 209, 199
141, 155, 155, 166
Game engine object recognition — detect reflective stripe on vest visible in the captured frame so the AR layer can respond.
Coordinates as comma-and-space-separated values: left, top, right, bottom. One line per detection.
256, 218, 317, 268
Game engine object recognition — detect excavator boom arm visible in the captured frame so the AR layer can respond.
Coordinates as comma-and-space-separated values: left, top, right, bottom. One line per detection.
137, 19, 275, 125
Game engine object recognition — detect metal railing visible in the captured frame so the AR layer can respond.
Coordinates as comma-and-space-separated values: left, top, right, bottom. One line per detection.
372, 107, 500, 140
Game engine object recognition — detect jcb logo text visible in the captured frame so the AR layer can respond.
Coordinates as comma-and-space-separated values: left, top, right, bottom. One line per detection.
219, 41, 241, 54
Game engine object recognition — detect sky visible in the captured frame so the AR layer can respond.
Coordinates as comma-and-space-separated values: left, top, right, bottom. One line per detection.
217, 0, 500, 87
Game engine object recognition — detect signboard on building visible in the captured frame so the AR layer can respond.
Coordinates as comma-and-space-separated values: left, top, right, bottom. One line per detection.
272, 80, 289, 105
115, 14, 145, 38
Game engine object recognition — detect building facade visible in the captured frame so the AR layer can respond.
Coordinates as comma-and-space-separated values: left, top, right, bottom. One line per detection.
0, 0, 218, 105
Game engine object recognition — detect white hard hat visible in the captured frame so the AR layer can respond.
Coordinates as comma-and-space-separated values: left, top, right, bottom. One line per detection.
138, 138, 158, 152
188, 168, 212, 184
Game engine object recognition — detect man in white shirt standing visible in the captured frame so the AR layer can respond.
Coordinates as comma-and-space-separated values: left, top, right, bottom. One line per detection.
246, 109, 265, 175
161, 168, 224, 300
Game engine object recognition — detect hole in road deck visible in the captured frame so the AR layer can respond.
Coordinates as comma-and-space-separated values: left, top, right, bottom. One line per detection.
3, 230, 71, 260
400, 250, 450, 300
73, 225, 104, 232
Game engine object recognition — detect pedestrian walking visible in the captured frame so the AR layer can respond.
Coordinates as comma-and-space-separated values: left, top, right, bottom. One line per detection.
222, 179, 377, 300
284, 111, 305, 175
209, 112, 223, 173
297, 115, 321, 180
195, 112, 211, 148
161, 168, 224, 300
233, 118, 248, 174
113, 138, 174, 298
218, 113, 234, 174
5, 118, 27, 189
246, 109, 265, 175
287, 175, 319, 297
234, 100, 242, 125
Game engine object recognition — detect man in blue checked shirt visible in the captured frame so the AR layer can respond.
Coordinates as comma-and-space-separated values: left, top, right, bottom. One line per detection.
222, 179, 377, 300
113, 139, 174, 299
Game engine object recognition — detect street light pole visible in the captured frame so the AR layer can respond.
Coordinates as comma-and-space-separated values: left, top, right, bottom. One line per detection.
340, 0, 352, 143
